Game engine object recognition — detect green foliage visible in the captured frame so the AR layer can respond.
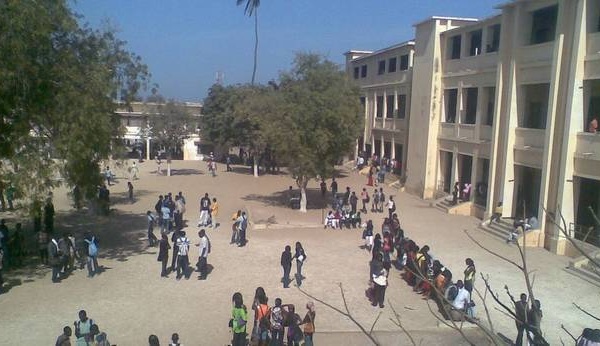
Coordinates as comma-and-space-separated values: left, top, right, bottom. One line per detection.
202, 53, 363, 184
146, 101, 199, 159
0, 0, 149, 206
278, 53, 363, 182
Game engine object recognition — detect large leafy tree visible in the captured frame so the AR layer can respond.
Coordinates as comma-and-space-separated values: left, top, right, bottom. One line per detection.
146, 100, 199, 176
277, 53, 363, 212
0, 0, 149, 207
236, 0, 260, 85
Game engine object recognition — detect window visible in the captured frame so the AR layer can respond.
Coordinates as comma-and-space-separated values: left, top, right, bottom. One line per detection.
445, 89, 458, 123
397, 94, 407, 119
353, 67, 360, 79
448, 35, 462, 60
376, 96, 384, 117
463, 88, 478, 124
378, 60, 386, 75
468, 29, 483, 56
388, 57, 397, 73
360, 96, 366, 106
530, 5, 558, 45
484, 87, 495, 126
486, 24, 501, 53
386, 95, 394, 118
521, 84, 550, 129
398, 54, 409, 71
361, 65, 367, 78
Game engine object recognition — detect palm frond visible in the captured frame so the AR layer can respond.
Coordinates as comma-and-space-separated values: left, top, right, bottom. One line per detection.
236, 0, 260, 17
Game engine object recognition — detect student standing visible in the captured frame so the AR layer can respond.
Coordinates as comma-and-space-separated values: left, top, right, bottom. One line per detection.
48, 235, 61, 283
270, 298, 285, 345
198, 193, 211, 227
197, 229, 209, 280
127, 182, 134, 203
463, 258, 476, 294
301, 301, 316, 346
170, 228, 180, 272
387, 196, 396, 220
360, 188, 369, 213
157, 233, 170, 277
231, 292, 248, 346
175, 231, 190, 280
210, 198, 219, 229
146, 211, 158, 247
371, 253, 387, 308
55, 326, 72, 346
293, 242, 307, 287
74, 310, 93, 346
280, 245, 292, 288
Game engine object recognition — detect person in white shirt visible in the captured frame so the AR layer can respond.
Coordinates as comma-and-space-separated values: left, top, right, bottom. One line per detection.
176, 231, 190, 280
452, 280, 470, 310
197, 229, 209, 280
387, 197, 396, 220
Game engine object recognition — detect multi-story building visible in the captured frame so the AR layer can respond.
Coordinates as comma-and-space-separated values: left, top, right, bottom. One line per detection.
346, 0, 600, 256
115, 101, 204, 161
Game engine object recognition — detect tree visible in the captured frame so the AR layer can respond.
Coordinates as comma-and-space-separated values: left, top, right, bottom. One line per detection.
236, 0, 260, 85
146, 100, 199, 176
277, 53, 363, 212
0, 1, 149, 208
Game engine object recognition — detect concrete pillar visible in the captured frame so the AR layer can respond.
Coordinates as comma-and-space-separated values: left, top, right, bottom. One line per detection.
380, 135, 385, 159
146, 138, 151, 161
382, 90, 387, 128
471, 150, 479, 202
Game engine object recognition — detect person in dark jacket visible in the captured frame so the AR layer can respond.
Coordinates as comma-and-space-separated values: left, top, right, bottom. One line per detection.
280, 245, 292, 288
158, 233, 170, 277
48, 235, 61, 283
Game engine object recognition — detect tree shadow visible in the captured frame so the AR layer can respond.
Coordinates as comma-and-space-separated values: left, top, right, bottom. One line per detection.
171, 168, 202, 176
241, 188, 329, 210
3, 209, 151, 288
109, 189, 155, 206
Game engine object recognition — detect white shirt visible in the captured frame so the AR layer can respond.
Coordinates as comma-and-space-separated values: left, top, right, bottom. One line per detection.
177, 237, 190, 256
452, 287, 470, 310
387, 200, 394, 210
198, 236, 208, 258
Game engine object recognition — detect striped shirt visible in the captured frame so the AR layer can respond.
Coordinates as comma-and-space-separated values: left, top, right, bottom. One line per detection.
177, 237, 190, 256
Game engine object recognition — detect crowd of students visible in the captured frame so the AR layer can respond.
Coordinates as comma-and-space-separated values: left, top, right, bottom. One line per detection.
230, 287, 316, 346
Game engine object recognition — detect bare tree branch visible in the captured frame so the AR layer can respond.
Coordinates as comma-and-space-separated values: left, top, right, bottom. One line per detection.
464, 230, 524, 270
561, 324, 577, 342
297, 284, 380, 346
573, 303, 600, 322
369, 311, 382, 335
388, 301, 418, 346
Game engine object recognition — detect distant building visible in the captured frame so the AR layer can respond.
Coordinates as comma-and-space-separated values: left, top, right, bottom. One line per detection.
115, 101, 203, 161
346, 0, 600, 255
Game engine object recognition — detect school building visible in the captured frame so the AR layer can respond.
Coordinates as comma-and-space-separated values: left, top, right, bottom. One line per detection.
345, 0, 600, 257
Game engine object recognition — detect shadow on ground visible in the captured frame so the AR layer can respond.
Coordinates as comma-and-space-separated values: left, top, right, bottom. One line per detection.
109, 189, 155, 206
242, 188, 329, 210
3, 208, 150, 287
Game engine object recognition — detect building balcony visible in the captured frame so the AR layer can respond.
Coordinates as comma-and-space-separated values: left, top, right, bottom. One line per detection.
443, 53, 498, 75
514, 128, 545, 150
479, 125, 493, 141
518, 41, 554, 66
575, 132, 600, 161
439, 122, 457, 139
587, 32, 600, 58
438, 123, 479, 142
373, 118, 406, 132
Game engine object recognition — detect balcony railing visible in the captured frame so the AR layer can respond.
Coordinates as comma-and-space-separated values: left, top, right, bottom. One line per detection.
587, 32, 600, 57
575, 132, 600, 160
514, 128, 545, 149
518, 41, 554, 65
457, 124, 476, 141
439, 123, 456, 139
479, 125, 493, 141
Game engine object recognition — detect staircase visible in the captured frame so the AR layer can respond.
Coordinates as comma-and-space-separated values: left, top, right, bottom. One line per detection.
566, 249, 600, 287
478, 218, 514, 242
431, 196, 473, 216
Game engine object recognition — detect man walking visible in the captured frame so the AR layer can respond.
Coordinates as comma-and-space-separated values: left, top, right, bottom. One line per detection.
197, 229, 209, 280
48, 235, 62, 283
84, 233, 100, 278
198, 193, 211, 227
513, 293, 528, 346
280, 245, 292, 288
176, 231, 190, 280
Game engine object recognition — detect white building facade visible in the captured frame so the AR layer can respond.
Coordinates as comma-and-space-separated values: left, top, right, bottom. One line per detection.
346, 0, 600, 256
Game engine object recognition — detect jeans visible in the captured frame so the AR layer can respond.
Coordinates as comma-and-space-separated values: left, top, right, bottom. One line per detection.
304, 333, 314, 346
232, 332, 246, 346
373, 283, 386, 307
87, 256, 98, 277
177, 255, 188, 278
515, 324, 525, 346
296, 260, 304, 278
148, 228, 157, 246
161, 256, 169, 277
161, 219, 169, 233
199, 210, 209, 226
282, 265, 291, 288
51, 265, 61, 282
198, 256, 207, 279
271, 329, 284, 346
231, 226, 239, 244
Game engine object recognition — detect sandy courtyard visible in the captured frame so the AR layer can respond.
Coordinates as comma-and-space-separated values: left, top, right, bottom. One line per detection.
0, 160, 596, 345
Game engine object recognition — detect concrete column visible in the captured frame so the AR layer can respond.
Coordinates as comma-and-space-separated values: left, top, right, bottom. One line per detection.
380, 135, 385, 159
485, 62, 504, 218
391, 137, 396, 161
363, 94, 369, 152
382, 90, 387, 128
471, 150, 479, 202
146, 138, 151, 161
451, 148, 459, 189
474, 86, 483, 139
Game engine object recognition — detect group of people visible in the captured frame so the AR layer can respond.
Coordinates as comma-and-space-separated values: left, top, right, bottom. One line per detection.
152, 192, 188, 237
230, 287, 316, 346
323, 183, 396, 229
156, 227, 211, 280
55, 310, 110, 346
452, 181, 472, 205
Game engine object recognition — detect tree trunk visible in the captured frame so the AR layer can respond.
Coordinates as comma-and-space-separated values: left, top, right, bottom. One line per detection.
167, 153, 172, 177
251, 10, 258, 85
253, 155, 258, 177
298, 175, 308, 213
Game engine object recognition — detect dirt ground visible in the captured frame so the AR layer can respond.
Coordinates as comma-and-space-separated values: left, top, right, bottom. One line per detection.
0, 160, 596, 345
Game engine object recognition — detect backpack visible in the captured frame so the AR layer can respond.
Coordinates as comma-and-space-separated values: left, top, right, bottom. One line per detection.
85, 237, 98, 257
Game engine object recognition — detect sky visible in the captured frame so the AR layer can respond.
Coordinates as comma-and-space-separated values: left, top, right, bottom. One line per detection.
73, 0, 504, 102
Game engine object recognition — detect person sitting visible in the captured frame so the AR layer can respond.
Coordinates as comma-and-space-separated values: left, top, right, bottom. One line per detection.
333, 210, 342, 229
341, 209, 351, 229
507, 220, 524, 244
324, 211, 335, 229
490, 202, 503, 223
350, 212, 362, 228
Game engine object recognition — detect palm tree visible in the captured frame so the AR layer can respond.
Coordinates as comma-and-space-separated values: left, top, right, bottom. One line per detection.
237, 0, 260, 85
